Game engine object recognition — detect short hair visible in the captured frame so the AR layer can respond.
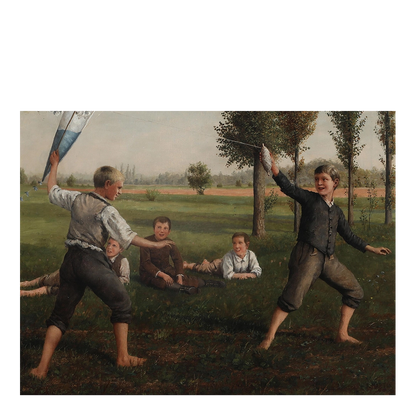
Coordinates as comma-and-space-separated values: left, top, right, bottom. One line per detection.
232, 232, 250, 244
107, 236, 123, 250
314, 165, 340, 185
153, 216, 172, 230
93, 166, 125, 188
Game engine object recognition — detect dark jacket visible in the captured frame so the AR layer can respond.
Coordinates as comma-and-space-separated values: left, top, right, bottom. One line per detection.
139, 235, 183, 284
273, 171, 367, 256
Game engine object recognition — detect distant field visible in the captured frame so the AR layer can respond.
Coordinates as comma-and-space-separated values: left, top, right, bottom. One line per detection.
69, 184, 386, 198
20, 185, 395, 395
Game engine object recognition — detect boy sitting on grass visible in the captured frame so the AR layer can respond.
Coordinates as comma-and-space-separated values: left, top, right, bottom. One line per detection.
30, 150, 172, 379
258, 150, 391, 350
139, 216, 226, 294
183, 232, 262, 280
21, 237, 129, 297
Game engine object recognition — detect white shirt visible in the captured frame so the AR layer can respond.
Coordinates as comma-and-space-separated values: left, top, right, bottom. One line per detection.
221, 250, 262, 280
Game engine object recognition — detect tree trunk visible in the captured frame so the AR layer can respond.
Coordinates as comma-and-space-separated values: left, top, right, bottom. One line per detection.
293, 146, 301, 233
348, 157, 354, 226
252, 152, 266, 238
385, 112, 393, 225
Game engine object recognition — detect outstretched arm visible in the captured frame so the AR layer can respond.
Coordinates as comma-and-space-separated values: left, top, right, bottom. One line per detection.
131, 235, 174, 250
47, 150, 60, 193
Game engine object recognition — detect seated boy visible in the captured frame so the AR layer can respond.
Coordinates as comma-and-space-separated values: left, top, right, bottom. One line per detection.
139, 216, 226, 294
30, 150, 172, 379
21, 238, 130, 297
258, 150, 391, 350
183, 232, 262, 280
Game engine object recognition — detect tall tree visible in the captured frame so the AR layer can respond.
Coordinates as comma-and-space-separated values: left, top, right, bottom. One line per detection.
375, 111, 395, 224
215, 111, 281, 238
327, 111, 367, 226
276, 111, 319, 232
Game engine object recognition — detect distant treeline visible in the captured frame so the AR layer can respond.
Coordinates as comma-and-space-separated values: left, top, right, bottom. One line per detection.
20, 159, 385, 188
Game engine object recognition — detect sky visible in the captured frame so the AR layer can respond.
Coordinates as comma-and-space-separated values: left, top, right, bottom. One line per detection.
20, 111, 386, 179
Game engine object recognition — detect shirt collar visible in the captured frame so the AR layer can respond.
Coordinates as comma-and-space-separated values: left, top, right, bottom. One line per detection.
321, 196, 334, 207
233, 251, 248, 262
108, 254, 119, 263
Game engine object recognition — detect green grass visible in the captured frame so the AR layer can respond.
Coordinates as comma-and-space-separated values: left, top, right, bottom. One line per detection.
20, 185, 395, 395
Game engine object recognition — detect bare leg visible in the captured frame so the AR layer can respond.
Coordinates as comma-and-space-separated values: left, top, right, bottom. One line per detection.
258, 306, 289, 350
20, 286, 49, 297
113, 322, 147, 367
335, 304, 361, 344
20, 277, 41, 288
183, 261, 196, 270
30, 325, 62, 379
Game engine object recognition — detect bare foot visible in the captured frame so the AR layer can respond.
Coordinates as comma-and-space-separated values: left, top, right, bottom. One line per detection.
257, 337, 274, 350
183, 261, 188, 269
117, 355, 147, 367
335, 334, 362, 344
202, 259, 209, 265
30, 367, 47, 379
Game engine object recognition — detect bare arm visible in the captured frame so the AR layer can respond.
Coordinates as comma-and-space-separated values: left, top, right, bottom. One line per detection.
232, 272, 257, 280
47, 150, 60, 193
131, 235, 174, 250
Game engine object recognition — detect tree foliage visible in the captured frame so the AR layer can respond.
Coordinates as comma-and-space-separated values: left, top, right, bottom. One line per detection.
327, 112, 367, 172
187, 161, 212, 195
215, 111, 282, 168
275, 111, 318, 232
214, 111, 282, 237
327, 111, 367, 225
67, 174, 76, 187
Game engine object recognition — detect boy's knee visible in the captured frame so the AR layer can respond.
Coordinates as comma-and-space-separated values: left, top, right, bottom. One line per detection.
343, 285, 364, 309
277, 296, 301, 313
110, 293, 132, 324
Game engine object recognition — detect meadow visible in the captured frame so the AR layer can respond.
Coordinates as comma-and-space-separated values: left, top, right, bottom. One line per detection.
20, 185, 395, 395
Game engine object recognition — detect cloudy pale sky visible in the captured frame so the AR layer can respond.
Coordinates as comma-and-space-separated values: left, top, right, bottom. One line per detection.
20, 111, 386, 179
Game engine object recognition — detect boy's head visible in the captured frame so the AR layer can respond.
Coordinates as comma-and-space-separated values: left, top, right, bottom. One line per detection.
231, 232, 250, 259
106, 237, 123, 259
314, 165, 340, 197
153, 216, 172, 241
93, 166, 125, 201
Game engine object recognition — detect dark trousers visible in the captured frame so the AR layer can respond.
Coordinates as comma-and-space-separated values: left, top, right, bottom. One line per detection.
278, 241, 364, 313
47, 246, 132, 334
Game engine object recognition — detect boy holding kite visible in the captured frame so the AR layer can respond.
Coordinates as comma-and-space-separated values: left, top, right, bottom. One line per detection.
30, 150, 172, 379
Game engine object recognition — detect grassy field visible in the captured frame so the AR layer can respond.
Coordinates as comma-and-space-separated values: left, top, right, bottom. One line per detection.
20, 185, 395, 395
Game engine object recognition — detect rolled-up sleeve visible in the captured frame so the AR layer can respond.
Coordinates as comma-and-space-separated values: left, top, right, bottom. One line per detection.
249, 252, 262, 277
118, 258, 130, 284
100, 206, 137, 250
49, 185, 80, 211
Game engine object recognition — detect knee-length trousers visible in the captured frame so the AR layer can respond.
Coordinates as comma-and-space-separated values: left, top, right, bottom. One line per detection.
277, 241, 364, 313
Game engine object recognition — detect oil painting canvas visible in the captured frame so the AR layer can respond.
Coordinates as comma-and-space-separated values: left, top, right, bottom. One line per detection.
20, 111, 395, 396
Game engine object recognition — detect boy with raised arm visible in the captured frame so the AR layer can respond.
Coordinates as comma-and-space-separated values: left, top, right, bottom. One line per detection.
30, 150, 172, 379
258, 151, 391, 350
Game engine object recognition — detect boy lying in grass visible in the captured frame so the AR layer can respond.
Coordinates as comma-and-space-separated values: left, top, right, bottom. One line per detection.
21, 237, 129, 297
183, 232, 262, 280
258, 149, 391, 350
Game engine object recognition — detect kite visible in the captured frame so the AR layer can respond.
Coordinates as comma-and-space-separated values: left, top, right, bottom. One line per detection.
42, 111, 94, 182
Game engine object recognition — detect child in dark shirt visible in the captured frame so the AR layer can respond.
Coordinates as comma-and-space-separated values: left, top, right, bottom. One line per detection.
258, 150, 391, 350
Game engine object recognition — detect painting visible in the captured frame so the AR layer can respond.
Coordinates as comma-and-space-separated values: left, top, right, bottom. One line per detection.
17, 108, 398, 398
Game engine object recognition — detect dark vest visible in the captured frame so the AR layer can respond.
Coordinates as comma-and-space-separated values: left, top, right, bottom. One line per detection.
111, 253, 126, 277
67, 192, 110, 250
